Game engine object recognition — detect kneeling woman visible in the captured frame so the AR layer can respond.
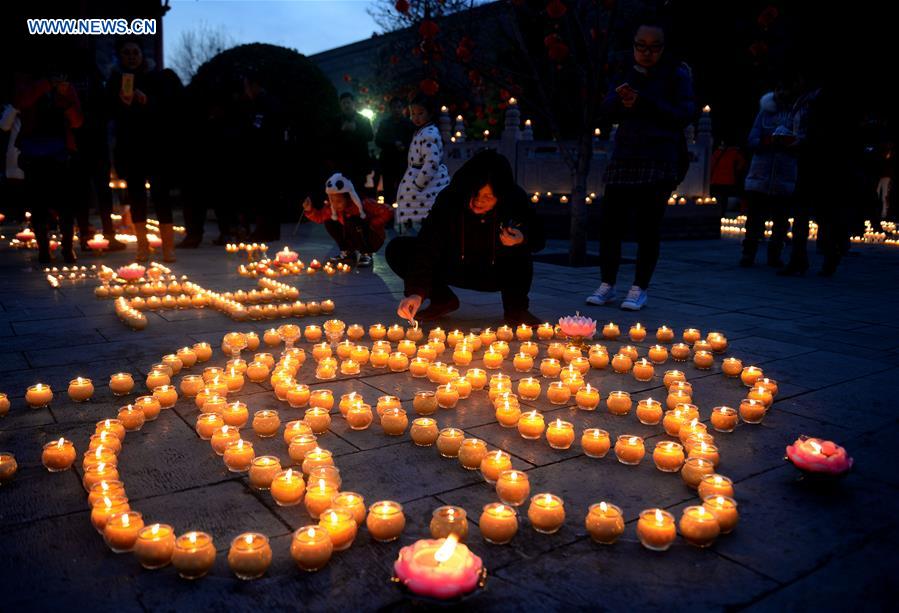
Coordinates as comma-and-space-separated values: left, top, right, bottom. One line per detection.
387, 150, 545, 325
303, 173, 393, 266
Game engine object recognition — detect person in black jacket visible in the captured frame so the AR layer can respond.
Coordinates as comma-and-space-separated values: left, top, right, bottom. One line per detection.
333, 92, 373, 195
386, 150, 545, 325
375, 97, 414, 206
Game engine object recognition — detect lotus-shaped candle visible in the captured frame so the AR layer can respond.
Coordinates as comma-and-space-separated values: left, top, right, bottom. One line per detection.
786, 435, 853, 478
558, 313, 597, 347
117, 264, 146, 282
393, 535, 485, 601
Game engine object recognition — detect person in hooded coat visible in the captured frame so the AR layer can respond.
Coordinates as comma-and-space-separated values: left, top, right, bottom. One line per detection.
387, 150, 545, 325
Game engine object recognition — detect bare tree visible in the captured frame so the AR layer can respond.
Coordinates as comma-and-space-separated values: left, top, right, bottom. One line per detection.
169, 23, 233, 82
368, 0, 483, 32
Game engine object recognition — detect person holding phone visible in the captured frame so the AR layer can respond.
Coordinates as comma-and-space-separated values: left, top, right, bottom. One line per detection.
586, 19, 696, 311
386, 150, 545, 325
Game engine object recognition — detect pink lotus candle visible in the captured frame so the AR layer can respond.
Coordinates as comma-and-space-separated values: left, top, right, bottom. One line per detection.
557, 314, 596, 340
86, 233, 110, 252
786, 436, 853, 477
276, 247, 299, 264
393, 535, 484, 600
117, 264, 146, 281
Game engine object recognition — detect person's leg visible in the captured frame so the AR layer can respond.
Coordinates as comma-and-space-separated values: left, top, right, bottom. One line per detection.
782, 187, 811, 274
766, 196, 790, 266
25, 158, 52, 263
385, 236, 457, 313
150, 172, 175, 262
598, 184, 629, 286
632, 184, 670, 289
324, 220, 352, 254
497, 255, 536, 320
126, 166, 150, 262
741, 191, 765, 264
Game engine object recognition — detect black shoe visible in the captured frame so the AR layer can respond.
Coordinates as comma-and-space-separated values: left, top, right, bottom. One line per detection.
178, 235, 202, 249
211, 235, 232, 246
505, 309, 542, 326
417, 295, 461, 321
777, 261, 808, 277
104, 236, 127, 251
738, 254, 754, 268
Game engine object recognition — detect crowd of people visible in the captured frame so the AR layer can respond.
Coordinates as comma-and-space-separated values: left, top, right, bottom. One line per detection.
1, 19, 894, 323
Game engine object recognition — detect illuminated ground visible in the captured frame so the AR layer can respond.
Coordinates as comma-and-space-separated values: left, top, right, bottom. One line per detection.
1, 222, 897, 611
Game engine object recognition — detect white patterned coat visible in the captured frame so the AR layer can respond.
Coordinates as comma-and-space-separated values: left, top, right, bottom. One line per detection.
396, 124, 449, 223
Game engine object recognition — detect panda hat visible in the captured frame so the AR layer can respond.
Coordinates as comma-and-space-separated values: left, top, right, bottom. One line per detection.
324, 173, 365, 220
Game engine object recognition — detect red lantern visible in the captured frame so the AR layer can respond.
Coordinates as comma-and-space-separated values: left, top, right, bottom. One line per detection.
419, 20, 439, 40
395, 0, 410, 14
343, 74, 352, 83
547, 41, 569, 62
419, 78, 439, 96
546, 0, 567, 19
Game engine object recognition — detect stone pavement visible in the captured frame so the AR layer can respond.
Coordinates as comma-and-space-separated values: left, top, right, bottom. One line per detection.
1, 223, 898, 612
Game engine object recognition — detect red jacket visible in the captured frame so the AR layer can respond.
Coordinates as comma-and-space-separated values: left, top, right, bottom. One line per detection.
305, 197, 394, 250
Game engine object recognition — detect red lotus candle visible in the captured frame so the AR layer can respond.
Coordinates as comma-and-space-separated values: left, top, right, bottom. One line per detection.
786, 436, 853, 477
393, 535, 484, 600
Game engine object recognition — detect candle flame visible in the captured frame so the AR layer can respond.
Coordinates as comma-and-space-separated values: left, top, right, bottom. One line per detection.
102, 496, 112, 507
189, 532, 198, 544
151, 523, 160, 536
654, 509, 664, 524
56, 438, 65, 448
808, 440, 823, 454
122, 514, 130, 527
600, 501, 608, 513
306, 527, 317, 538
245, 534, 254, 545
715, 495, 726, 506
628, 437, 638, 445
434, 534, 459, 563
285, 468, 294, 479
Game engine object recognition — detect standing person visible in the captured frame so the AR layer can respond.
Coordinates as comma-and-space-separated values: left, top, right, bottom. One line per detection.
388, 150, 544, 325
15, 68, 83, 263
375, 97, 415, 206
738, 75, 807, 268
333, 92, 373, 195
586, 20, 696, 311
301, 173, 393, 267
395, 94, 449, 230
107, 39, 183, 262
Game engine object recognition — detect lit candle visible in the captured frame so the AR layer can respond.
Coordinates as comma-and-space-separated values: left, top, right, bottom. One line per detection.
739, 398, 767, 424
721, 357, 742, 377
436, 383, 460, 409
0, 452, 17, 485
172, 531, 216, 579
67, 377, 94, 402
748, 384, 774, 407
693, 350, 714, 370
388, 351, 409, 372
637, 509, 676, 551
381, 407, 409, 436
653, 441, 686, 472
689, 442, 720, 467
152, 384, 178, 409
252, 409, 281, 438
702, 495, 739, 534
586, 502, 625, 544
483, 348, 504, 370
666, 388, 691, 410
741, 366, 764, 387
480, 503, 518, 544
227, 532, 273, 581
546, 381, 571, 405
134, 395, 162, 421
698, 474, 734, 500
647, 344, 668, 364
512, 352, 534, 372
706, 332, 728, 353
286, 384, 311, 408
290, 525, 333, 572
410, 417, 439, 446
221, 401, 248, 428
602, 322, 620, 340
41, 438, 76, 472
345, 402, 373, 430
117, 404, 146, 431
458, 438, 488, 470
135, 523, 175, 569
682, 457, 715, 489
303, 479, 337, 519
180, 374, 204, 397
614, 435, 645, 465
679, 505, 720, 548
367, 500, 406, 542
25, 383, 53, 408
331, 491, 366, 526
224, 439, 255, 472
635, 398, 663, 424
88, 432, 122, 454
517, 411, 545, 440
527, 493, 565, 534
495, 325, 514, 342
537, 322, 555, 340
710, 406, 739, 432
495, 400, 522, 428
270, 468, 305, 507
90, 494, 129, 532
145, 369, 171, 390
103, 510, 144, 553
611, 353, 633, 374
430, 505, 469, 541
465, 368, 487, 390
210, 425, 240, 456
480, 450, 512, 483
248, 455, 282, 490
515, 377, 540, 401
195, 413, 224, 440
633, 358, 655, 381
109, 372, 135, 396
304, 407, 332, 435
540, 358, 562, 378
95, 418, 126, 441
606, 390, 632, 415
436, 427, 465, 457
87, 479, 125, 507
546, 419, 575, 450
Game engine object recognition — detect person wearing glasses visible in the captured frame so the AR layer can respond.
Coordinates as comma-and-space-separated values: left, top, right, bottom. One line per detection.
388, 150, 545, 325
586, 20, 697, 311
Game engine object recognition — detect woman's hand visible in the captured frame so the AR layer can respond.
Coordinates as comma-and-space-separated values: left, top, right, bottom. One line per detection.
397, 295, 422, 320
499, 227, 524, 247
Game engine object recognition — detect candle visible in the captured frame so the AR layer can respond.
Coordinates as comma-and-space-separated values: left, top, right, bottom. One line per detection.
739, 398, 767, 424
540, 358, 562, 378
318, 507, 358, 552
458, 438, 488, 470
87, 480, 125, 507
632, 398, 662, 425
678, 419, 707, 445
302, 447, 334, 476
478, 503, 518, 545
286, 384, 311, 408
209, 425, 239, 455
290, 525, 333, 572
462, 368, 485, 391
224, 439, 255, 472
688, 442, 720, 467
408, 390, 437, 416
304, 407, 332, 435
491, 325, 511, 343
83, 446, 116, 471
88, 432, 122, 455
436, 384, 460, 409
720, 357, 742, 377
480, 450, 512, 484
629, 323, 647, 342
268, 468, 304, 506
585, 502, 625, 544
614, 435, 645, 465
366, 500, 406, 542
65, 377, 94, 402
606, 390, 632, 415
681, 328, 700, 344
527, 493, 565, 534
381, 407, 409, 436
95, 418, 126, 441
393, 535, 484, 600
661, 409, 687, 437
666, 388, 691, 410
574, 383, 600, 410
172, 531, 216, 579
546, 419, 575, 450
511, 377, 539, 402
107, 372, 134, 396
482, 348, 503, 370
347, 403, 373, 430
41, 438, 76, 472
195, 413, 224, 440
702, 495, 739, 534
653, 441, 686, 472
284, 435, 318, 466
602, 322, 620, 340
748, 384, 774, 407
757, 377, 779, 396
495, 400, 521, 428
117, 404, 146, 431
152, 385, 178, 409
682, 457, 715, 489
519, 341, 540, 359
430, 506, 469, 541
397, 339, 418, 359
302, 479, 337, 519
662, 370, 686, 389
741, 366, 764, 387
251, 409, 281, 438
516, 410, 545, 440
611, 353, 633, 374
693, 350, 714, 370
387, 324, 406, 343
145, 369, 171, 390
637, 509, 676, 551
536, 322, 555, 340
679, 505, 720, 548
410, 417, 439, 446
102, 510, 144, 553
576, 428, 609, 458
387, 352, 409, 372
632, 358, 655, 381
437, 427, 465, 457
135, 523, 175, 569
180, 374, 204, 397
0, 452, 17, 485
25, 383, 53, 408
193, 342, 213, 362
510, 352, 532, 373
248, 455, 282, 490
546, 381, 571, 405
645, 345, 668, 365
514, 324, 533, 342
227, 533, 273, 581
90, 494, 130, 532
134, 395, 162, 421
699, 474, 734, 499
711, 406, 739, 432
667, 343, 689, 362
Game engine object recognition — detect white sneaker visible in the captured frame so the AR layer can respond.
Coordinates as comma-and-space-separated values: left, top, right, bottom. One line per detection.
620, 285, 648, 311
586, 283, 616, 306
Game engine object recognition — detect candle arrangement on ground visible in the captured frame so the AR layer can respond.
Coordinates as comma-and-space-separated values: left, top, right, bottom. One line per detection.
0, 310, 820, 601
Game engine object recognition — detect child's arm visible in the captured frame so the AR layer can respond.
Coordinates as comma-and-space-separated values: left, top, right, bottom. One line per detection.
302, 197, 332, 224
411, 129, 444, 191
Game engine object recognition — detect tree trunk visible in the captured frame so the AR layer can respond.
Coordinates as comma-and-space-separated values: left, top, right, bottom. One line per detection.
568, 129, 594, 266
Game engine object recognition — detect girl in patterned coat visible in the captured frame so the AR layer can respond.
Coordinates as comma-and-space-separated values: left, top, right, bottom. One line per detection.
395, 95, 449, 230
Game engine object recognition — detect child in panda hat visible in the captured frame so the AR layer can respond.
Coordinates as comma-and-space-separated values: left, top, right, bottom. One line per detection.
302, 173, 393, 266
